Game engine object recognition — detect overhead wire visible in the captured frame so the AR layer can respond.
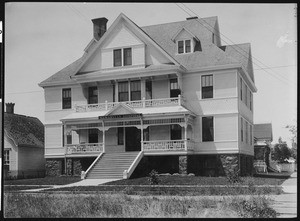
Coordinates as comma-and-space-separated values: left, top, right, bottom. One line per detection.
175, 3, 294, 86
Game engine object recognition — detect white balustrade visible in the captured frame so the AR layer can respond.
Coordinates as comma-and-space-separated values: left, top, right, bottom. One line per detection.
143, 139, 194, 151
66, 143, 103, 154
75, 97, 183, 112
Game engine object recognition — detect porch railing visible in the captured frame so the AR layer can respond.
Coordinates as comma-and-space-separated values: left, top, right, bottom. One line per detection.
143, 139, 194, 152
75, 96, 182, 112
66, 143, 104, 154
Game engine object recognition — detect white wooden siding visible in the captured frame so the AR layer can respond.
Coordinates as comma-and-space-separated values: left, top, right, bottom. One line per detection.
99, 84, 114, 103
4, 136, 18, 171
45, 124, 63, 147
214, 72, 237, 98
152, 79, 169, 99
214, 114, 238, 141
145, 44, 172, 65
194, 141, 239, 154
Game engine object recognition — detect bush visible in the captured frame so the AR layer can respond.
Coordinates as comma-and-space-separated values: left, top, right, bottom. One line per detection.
226, 169, 243, 184
148, 170, 160, 185
237, 198, 277, 218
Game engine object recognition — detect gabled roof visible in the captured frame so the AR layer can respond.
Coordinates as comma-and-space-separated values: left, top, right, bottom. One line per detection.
4, 112, 44, 148
105, 103, 138, 116
39, 14, 255, 87
254, 123, 273, 141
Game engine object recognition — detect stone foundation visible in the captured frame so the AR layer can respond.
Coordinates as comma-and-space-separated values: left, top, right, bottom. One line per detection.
45, 159, 64, 176
179, 156, 187, 174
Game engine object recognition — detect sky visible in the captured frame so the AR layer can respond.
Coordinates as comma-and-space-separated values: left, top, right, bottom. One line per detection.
4, 2, 297, 147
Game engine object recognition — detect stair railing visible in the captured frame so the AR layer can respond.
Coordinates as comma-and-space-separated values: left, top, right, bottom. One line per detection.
123, 151, 144, 179
82, 152, 104, 179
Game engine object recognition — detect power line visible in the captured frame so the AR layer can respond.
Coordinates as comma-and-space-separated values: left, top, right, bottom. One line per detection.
65, 3, 91, 25
176, 3, 293, 86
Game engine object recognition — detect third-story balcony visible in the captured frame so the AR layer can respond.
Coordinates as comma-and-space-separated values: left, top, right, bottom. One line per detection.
74, 95, 184, 112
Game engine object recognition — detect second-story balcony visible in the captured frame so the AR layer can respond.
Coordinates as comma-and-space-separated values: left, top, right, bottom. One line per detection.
74, 95, 184, 113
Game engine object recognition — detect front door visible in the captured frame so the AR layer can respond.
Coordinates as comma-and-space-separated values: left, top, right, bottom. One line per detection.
125, 127, 141, 151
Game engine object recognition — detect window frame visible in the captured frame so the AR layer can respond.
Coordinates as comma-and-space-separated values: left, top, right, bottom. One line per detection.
177, 39, 193, 54
118, 81, 129, 102
113, 49, 122, 67
241, 118, 244, 142
201, 75, 213, 99
170, 78, 181, 98
123, 48, 132, 66
118, 127, 124, 145
113, 47, 132, 67
130, 80, 141, 101
88, 86, 98, 104
62, 88, 71, 109
4, 150, 9, 165
88, 129, 99, 144
202, 116, 214, 142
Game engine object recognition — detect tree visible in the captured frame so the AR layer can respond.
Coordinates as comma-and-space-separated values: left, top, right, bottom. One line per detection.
271, 137, 292, 163
286, 124, 297, 162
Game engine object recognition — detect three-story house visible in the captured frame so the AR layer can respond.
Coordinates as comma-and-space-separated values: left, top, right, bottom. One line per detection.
39, 13, 257, 178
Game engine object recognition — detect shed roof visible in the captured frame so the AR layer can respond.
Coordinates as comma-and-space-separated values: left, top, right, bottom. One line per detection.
4, 112, 44, 148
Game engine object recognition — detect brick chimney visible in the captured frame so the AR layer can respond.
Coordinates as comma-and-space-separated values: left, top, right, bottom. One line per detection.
92, 17, 108, 41
6, 103, 15, 114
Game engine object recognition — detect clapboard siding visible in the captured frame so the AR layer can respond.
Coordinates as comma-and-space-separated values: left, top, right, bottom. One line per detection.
4, 136, 18, 171
214, 114, 238, 141
152, 79, 169, 99
45, 124, 63, 147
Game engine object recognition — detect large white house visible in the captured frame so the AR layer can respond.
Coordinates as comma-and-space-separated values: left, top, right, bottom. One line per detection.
39, 13, 257, 179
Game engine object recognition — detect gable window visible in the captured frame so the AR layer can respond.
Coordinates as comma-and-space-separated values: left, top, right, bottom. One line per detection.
88, 86, 98, 104
178, 40, 192, 54
201, 75, 213, 99
113, 48, 132, 67
170, 78, 181, 98
123, 48, 132, 66
88, 129, 98, 143
130, 80, 141, 101
4, 150, 9, 165
145, 80, 152, 99
202, 116, 214, 142
62, 88, 71, 109
113, 49, 122, 67
118, 82, 129, 102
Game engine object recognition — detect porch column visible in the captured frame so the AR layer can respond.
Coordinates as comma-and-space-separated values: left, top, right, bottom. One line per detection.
140, 118, 144, 151
101, 121, 106, 153
184, 116, 188, 151
115, 81, 119, 102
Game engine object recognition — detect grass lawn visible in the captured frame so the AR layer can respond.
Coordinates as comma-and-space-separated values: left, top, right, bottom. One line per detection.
4, 185, 52, 191
4, 176, 81, 186
104, 175, 286, 186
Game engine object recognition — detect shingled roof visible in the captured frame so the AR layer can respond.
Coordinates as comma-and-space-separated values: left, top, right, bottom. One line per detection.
4, 112, 44, 148
39, 15, 254, 86
254, 123, 273, 141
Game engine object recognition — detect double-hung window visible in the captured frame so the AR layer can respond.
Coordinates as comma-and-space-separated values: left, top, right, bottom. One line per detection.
62, 88, 71, 109
113, 48, 132, 67
88, 86, 98, 104
240, 78, 243, 101
201, 75, 213, 99
245, 121, 248, 144
170, 78, 181, 98
118, 82, 129, 102
241, 118, 244, 142
145, 80, 152, 99
130, 80, 141, 101
202, 116, 214, 142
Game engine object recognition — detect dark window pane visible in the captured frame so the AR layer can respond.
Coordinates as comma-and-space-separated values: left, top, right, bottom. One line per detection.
146, 80, 152, 99
118, 127, 124, 145
67, 134, 72, 144
202, 117, 214, 142
113, 49, 122, 67
185, 40, 191, 53
178, 40, 184, 54
171, 124, 182, 140
62, 88, 71, 109
88, 87, 98, 104
88, 129, 98, 143
130, 81, 141, 101
119, 92, 129, 102
202, 86, 213, 99
170, 79, 181, 98
118, 82, 128, 92
123, 48, 132, 66
201, 75, 213, 99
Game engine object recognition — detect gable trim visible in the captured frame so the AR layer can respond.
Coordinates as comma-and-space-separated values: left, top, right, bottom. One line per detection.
105, 103, 138, 116
171, 27, 199, 42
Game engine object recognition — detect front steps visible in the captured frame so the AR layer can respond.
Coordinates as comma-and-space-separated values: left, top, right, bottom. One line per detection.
85, 151, 140, 179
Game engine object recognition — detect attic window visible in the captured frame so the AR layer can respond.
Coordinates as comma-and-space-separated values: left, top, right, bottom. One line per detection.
177, 40, 192, 54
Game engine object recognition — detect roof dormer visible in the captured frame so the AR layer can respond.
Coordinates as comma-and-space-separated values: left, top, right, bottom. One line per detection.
172, 27, 201, 54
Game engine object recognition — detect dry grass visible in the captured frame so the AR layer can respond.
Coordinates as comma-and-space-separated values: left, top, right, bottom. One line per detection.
4, 192, 276, 218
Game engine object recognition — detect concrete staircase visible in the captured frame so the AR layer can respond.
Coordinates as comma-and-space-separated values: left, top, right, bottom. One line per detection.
85, 151, 140, 179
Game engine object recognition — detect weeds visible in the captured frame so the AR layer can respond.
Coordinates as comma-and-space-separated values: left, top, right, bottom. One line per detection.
148, 170, 160, 185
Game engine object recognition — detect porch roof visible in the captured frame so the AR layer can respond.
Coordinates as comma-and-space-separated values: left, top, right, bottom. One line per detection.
61, 105, 194, 122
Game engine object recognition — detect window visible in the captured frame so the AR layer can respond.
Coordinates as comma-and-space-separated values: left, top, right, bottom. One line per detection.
243, 82, 247, 103
170, 78, 181, 98
240, 78, 243, 101
178, 40, 184, 54
118, 127, 124, 145
250, 92, 252, 111
241, 118, 244, 142
143, 127, 150, 141
67, 133, 72, 145
62, 88, 71, 109
145, 80, 152, 99
88, 129, 98, 143
245, 121, 248, 144
123, 48, 132, 66
4, 150, 9, 165
245, 86, 248, 105
201, 75, 213, 99
113, 49, 122, 67
185, 40, 191, 53
88, 87, 98, 104
114, 48, 132, 67
250, 125, 253, 145
178, 39, 192, 54
171, 124, 182, 140
118, 82, 129, 102
130, 80, 141, 101
212, 33, 215, 44
202, 117, 214, 142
